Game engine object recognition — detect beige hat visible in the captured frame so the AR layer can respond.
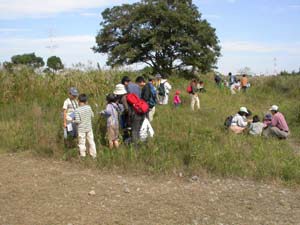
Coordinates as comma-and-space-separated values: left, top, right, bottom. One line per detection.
269, 105, 279, 111
113, 84, 127, 95
239, 106, 249, 114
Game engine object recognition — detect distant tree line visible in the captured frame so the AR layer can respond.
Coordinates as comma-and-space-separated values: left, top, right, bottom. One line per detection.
279, 69, 300, 76
3, 53, 63, 73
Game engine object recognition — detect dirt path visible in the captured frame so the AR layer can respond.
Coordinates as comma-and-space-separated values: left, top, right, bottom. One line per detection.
0, 153, 300, 225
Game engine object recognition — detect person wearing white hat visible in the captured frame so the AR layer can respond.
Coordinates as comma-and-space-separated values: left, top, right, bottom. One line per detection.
263, 105, 290, 139
230, 106, 250, 134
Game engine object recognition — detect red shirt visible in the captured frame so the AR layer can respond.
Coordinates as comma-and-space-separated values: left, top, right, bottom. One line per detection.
271, 112, 289, 132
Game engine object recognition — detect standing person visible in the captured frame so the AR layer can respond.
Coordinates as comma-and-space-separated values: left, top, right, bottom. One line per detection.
263, 105, 290, 139
147, 78, 157, 121
113, 84, 130, 142
100, 94, 123, 149
63, 87, 79, 140
121, 76, 141, 97
230, 107, 249, 134
74, 94, 97, 158
190, 79, 200, 111
136, 76, 156, 122
158, 75, 172, 105
228, 72, 236, 86
173, 90, 182, 108
241, 74, 248, 92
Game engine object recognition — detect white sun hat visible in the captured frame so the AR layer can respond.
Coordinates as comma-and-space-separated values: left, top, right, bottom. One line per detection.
269, 105, 279, 111
239, 106, 249, 114
113, 84, 127, 95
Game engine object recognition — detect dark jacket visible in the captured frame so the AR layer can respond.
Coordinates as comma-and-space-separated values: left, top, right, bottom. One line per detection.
141, 83, 152, 105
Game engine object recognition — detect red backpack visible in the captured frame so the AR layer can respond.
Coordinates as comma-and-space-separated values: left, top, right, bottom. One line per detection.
126, 93, 149, 114
186, 85, 192, 93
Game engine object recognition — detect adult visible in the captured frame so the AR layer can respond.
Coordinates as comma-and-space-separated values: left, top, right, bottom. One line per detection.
158, 75, 172, 105
190, 79, 200, 111
230, 79, 241, 95
241, 74, 248, 92
230, 107, 249, 134
228, 72, 236, 86
263, 105, 289, 139
214, 74, 222, 87
121, 76, 141, 97
63, 87, 79, 139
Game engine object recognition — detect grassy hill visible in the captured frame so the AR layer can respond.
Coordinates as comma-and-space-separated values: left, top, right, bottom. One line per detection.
0, 68, 299, 183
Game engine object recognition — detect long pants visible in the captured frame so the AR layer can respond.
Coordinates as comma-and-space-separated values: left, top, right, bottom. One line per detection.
263, 127, 289, 139
160, 94, 169, 105
78, 130, 97, 158
190, 94, 200, 111
230, 125, 246, 134
148, 107, 155, 122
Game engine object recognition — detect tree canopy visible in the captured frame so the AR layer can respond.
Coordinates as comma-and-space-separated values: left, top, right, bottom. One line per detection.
47, 56, 64, 72
11, 53, 44, 68
93, 0, 221, 75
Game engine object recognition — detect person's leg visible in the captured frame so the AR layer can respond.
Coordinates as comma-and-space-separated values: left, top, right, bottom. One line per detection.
190, 94, 195, 111
163, 94, 169, 105
78, 132, 87, 157
86, 130, 97, 158
108, 140, 114, 149
196, 96, 200, 110
149, 106, 155, 122
113, 140, 119, 148
230, 86, 236, 95
230, 125, 246, 134
270, 127, 289, 139
131, 116, 143, 143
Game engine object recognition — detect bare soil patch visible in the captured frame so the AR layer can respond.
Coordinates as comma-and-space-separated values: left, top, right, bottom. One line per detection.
0, 153, 300, 225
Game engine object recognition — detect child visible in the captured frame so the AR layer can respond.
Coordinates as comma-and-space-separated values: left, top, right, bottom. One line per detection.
74, 94, 97, 158
173, 90, 181, 108
249, 115, 264, 136
101, 94, 124, 149
139, 118, 154, 142
62, 87, 79, 139
263, 113, 272, 128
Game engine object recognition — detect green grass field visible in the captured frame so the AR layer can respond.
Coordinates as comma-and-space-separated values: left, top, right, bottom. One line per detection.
0, 67, 300, 183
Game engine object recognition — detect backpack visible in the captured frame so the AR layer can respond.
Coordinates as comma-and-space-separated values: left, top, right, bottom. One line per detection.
158, 82, 166, 96
127, 93, 149, 114
148, 83, 157, 108
186, 85, 192, 93
224, 115, 233, 128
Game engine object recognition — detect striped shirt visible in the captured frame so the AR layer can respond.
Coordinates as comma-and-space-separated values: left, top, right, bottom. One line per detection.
74, 105, 94, 133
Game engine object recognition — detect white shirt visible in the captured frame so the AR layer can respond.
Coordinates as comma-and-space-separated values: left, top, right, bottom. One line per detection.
160, 79, 172, 95
63, 98, 78, 122
231, 113, 248, 127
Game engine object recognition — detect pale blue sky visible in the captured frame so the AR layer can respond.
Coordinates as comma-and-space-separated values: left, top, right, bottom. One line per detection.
0, 0, 299, 74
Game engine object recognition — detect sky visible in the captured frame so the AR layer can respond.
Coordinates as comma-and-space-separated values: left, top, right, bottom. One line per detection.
0, 0, 299, 74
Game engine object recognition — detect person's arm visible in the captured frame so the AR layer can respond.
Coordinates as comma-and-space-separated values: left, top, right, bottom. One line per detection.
237, 116, 248, 127
142, 85, 151, 101
74, 110, 81, 124
90, 106, 94, 118
271, 115, 277, 127
63, 109, 67, 128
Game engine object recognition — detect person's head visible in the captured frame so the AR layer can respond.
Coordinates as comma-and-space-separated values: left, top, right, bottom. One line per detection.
121, 76, 131, 86
135, 76, 146, 87
155, 73, 162, 80
113, 84, 127, 96
238, 106, 249, 116
199, 80, 204, 85
264, 113, 272, 121
106, 93, 117, 103
175, 90, 180, 95
243, 74, 246, 77
228, 72, 232, 76
68, 87, 79, 99
252, 115, 260, 123
78, 94, 88, 104
148, 77, 155, 84
269, 105, 279, 115
191, 79, 197, 85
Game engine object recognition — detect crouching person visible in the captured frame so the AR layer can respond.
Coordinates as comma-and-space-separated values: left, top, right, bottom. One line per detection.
74, 94, 97, 158
230, 107, 249, 134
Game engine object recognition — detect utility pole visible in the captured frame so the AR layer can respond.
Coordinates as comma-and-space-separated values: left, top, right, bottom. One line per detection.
273, 57, 277, 75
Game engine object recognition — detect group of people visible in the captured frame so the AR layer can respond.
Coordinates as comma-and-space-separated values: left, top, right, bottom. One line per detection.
62, 72, 290, 158
229, 105, 290, 139
62, 74, 173, 158
215, 72, 250, 94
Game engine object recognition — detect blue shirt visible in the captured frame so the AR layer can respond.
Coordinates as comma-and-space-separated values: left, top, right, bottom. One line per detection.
127, 82, 141, 98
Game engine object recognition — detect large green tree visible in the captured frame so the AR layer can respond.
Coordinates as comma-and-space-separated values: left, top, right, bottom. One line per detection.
11, 53, 44, 68
47, 56, 64, 72
93, 0, 221, 75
